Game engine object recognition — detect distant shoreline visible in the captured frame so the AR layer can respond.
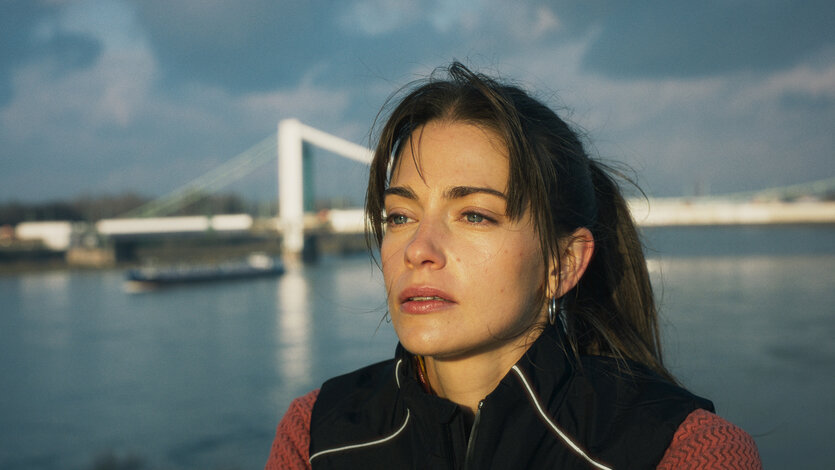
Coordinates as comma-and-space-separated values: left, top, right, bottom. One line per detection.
628, 200, 835, 226
3, 222, 834, 276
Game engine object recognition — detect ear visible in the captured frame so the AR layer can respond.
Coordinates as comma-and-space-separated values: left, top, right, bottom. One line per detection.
546, 227, 595, 298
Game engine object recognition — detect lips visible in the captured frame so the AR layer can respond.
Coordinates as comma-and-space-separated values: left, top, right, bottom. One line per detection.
398, 286, 456, 314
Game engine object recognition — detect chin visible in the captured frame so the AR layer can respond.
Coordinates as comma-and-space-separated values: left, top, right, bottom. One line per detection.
399, 335, 484, 361
397, 333, 440, 356
395, 326, 452, 357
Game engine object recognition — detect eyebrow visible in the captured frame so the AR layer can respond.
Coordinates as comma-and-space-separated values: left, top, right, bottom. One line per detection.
383, 186, 417, 200
384, 185, 507, 201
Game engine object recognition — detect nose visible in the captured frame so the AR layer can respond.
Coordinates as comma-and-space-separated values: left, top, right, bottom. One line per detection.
404, 219, 447, 270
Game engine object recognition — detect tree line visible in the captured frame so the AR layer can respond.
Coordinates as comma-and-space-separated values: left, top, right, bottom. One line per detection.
0, 193, 275, 226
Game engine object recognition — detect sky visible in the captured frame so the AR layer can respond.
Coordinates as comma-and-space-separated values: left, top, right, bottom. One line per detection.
1, 0, 834, 204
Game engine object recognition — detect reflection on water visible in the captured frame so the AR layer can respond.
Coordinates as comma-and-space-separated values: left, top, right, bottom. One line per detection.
277, 269, 311, 388
0, 226, 833, 469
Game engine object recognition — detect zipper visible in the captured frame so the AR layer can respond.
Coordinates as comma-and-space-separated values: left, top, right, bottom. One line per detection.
463, 400, 484, 470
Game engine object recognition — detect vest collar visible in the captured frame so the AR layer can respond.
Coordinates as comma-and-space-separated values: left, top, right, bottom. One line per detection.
393, 325, 575, 422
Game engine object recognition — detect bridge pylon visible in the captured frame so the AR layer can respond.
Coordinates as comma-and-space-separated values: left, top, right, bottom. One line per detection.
277, 119, 373, 258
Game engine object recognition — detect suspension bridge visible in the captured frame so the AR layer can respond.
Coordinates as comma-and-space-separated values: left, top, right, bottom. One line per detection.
113, 119, 373, 258
25, 120, 835, 264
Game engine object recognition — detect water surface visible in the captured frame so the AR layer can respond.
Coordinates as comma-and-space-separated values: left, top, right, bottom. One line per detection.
1, 225, 833, 468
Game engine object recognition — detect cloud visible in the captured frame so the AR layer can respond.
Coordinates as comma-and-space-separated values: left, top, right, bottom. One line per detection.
501, 37, 835, 196
127, 0, 351, 93
127, 0, 572, 95
0, 43, 158, 200
1, 45, 155, 137
123, 1, 835, 93
1, 0, 832, 203
338, 0, 423, 36
242, 86, 351, 133
577, 0, 835, 79
0, 31, 362, 201
749, 55, 835, 101
0, 0, 102, 105
340, 0, 562, 42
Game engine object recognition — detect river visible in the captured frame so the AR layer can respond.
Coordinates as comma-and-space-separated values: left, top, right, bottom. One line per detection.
1, 225, 833, 469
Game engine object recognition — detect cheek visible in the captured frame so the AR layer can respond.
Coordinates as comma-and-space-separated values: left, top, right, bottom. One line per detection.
380, 238, 402, 285
476, 235, 539, 274
380, 237, 398, 264
502, 241, 545, 296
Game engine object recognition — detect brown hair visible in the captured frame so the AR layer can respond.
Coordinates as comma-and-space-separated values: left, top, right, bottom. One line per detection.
365, 62, 673, 382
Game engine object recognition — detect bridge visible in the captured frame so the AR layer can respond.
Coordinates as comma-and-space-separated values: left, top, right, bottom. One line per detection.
25, 120, 833, 264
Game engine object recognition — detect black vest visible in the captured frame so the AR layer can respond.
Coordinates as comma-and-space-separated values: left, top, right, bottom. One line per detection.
309, 327, 713, 469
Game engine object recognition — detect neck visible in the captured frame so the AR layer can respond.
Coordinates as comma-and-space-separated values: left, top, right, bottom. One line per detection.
423, 328, 543, 415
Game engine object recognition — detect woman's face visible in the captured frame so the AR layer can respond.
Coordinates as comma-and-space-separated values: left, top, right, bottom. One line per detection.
381, 120, 547, 361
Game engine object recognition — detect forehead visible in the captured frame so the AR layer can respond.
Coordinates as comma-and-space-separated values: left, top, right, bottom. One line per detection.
390, 120, 510, 188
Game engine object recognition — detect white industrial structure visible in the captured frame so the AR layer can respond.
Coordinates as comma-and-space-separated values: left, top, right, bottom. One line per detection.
97, 214, 253, 236
277, 119, 373, 257
15, 221, 77, 250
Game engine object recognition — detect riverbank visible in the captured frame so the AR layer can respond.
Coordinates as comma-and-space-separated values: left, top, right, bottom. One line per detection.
0, 230, 368, 274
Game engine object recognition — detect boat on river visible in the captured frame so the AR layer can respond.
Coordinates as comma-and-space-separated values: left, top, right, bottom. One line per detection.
124, 253, 284, 291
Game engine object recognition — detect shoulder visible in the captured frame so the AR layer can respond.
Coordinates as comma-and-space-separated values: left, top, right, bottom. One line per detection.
580, 356, 713, 408
569, 356, 717, 466
287, 389, 319, 422
657, 409, 762, 469
310, 358, 410, 461
264, 359, 400, 470
578, 356, 716, 424
313, 358, 399, 423
265, 390, 319, 470
577, 356, 715, 428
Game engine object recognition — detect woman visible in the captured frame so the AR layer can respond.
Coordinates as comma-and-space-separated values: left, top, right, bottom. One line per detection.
266, 62, 761, 469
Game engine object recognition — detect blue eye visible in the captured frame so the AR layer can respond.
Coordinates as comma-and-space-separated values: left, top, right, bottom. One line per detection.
465, 212, 485, 223
388, 214, 408, 225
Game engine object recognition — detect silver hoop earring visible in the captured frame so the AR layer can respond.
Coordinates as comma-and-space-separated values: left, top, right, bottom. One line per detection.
547, 296, 558, 325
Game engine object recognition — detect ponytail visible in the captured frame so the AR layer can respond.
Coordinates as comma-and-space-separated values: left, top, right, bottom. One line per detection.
568, 160, 673, 383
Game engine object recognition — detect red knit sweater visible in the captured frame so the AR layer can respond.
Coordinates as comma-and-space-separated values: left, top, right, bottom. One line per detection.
266, 390, 762, 469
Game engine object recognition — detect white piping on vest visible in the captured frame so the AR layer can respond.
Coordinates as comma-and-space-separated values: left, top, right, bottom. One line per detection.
308, 409, 411, 463
395, 358, 403, 388
511, 365, 614, 470
309, 359, 410, 463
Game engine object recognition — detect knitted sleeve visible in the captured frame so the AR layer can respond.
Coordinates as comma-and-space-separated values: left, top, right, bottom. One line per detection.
657, 408, 762, 469
265, 389, 319, 470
